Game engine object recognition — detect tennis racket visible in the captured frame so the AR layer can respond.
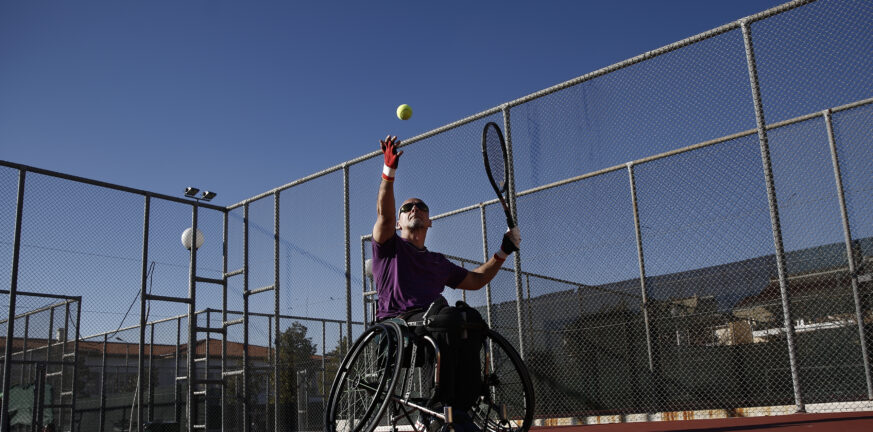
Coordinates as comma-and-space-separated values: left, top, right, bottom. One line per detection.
481, 121, 515, 229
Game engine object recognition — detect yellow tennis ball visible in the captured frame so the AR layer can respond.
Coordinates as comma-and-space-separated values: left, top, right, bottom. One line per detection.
396, 104, 412, 120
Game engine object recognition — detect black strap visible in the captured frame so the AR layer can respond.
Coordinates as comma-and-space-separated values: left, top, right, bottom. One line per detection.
376, 307, 426, 323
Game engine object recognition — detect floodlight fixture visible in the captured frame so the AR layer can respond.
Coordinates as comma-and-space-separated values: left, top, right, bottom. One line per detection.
183, 186, 217, 203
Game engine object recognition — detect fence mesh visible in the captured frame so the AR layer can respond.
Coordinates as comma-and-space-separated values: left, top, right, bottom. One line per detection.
0, 293, 80, 431
1, 0, 872, 430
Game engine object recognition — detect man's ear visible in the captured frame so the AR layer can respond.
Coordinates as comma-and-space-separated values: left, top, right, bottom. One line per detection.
395, 221, 401, 230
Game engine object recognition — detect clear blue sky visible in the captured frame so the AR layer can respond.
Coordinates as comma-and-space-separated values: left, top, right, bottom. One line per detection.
0, 0, 785, 206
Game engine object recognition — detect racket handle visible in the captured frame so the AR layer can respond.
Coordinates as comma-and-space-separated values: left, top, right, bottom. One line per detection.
506, 214, 516, 229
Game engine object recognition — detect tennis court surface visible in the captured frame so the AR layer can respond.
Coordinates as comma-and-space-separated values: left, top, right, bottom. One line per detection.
533, 411, 873, 431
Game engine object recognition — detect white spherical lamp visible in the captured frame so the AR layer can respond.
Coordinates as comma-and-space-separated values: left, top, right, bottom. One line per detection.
181, 228, 205, 250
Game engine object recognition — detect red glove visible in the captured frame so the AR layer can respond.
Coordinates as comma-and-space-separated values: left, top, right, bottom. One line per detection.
380, 135, 403, 181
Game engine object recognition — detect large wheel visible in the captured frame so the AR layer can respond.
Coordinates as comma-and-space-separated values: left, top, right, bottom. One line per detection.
469, 329, 535, 432
325, 322, 404, 432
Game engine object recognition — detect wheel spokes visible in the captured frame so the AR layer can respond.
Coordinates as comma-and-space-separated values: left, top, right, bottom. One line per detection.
472, 333, 532, 432
332, 327, 398, 432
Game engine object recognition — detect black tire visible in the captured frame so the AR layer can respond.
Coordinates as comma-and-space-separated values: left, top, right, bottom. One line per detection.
469, 329, 535, 432
325, 322, 404, 432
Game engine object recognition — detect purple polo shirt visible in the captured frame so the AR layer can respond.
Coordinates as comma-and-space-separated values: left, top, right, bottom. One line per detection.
372, 233, 468, 320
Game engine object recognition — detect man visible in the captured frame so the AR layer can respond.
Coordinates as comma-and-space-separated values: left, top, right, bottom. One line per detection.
372, 135, 521, 320
371, 134, 521, 431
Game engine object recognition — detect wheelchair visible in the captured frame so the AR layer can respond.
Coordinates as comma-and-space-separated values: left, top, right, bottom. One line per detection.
324, 314, 534, 432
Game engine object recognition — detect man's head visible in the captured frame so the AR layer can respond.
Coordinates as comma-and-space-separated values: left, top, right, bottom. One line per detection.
397, 198, 432, 233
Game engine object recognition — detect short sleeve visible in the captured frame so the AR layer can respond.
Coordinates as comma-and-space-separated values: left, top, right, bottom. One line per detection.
373, 232, 397, 258
442, 257, 469, 288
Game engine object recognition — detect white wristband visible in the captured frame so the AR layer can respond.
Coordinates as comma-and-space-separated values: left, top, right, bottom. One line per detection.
382, 165, 396, 179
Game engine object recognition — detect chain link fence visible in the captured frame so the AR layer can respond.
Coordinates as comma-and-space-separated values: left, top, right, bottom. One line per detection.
0, 291, 80, 431
2, 0, 872, 430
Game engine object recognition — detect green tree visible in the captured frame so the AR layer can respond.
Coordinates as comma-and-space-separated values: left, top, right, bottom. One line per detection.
276, 322, 318, 430
322, 335, 349, 395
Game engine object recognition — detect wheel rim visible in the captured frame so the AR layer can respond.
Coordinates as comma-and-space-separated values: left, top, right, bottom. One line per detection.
470, 330, 534, 432
327, 323, 404, 432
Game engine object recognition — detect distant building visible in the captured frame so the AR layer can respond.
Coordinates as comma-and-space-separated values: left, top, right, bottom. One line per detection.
485, 237, 871, 350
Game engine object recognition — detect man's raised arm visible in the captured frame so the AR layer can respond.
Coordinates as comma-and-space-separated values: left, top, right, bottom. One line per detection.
373, 135, 403, 244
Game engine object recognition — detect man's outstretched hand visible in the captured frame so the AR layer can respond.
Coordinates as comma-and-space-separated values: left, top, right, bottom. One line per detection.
380, 135, 402, 182
381, 136, 402, 167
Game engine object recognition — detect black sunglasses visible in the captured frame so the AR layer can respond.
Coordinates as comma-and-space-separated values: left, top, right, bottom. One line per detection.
399, 201, 429, 213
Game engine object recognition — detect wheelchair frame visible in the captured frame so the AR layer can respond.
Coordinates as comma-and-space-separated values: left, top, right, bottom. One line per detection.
325, 318, 534, 432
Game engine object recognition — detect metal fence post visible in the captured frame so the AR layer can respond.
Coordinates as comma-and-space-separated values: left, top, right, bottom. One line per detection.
322, 321, 327, 412
58, 303, 69, 432
204, 310, 212, 432
46, 306, 54, 382
824, 108, 873, 399
266, 316, 272, 432
741, 18, 804, 413
33, 362, 44, 432
274, 191, 281, 432
99, 334, 107, 432
242, 203, 250, 432
361, 237, 371, 328
501, 105, 526, 359
627, 162, 655, 373
138, 195, 150, 432
187, 204, 200, 432
296, 370, 304, 431
20, 315, 28, 384
343, 164, 353, 350
480, 204, 493, 327
148, 323, 155, 422
174, 317, 181, 425
221, 211, 228, 432
339, 323, 344, 360
71, 299, 81, 432
1, 169, 26, 432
